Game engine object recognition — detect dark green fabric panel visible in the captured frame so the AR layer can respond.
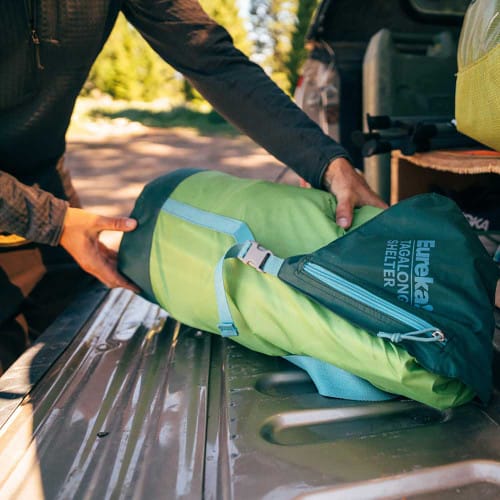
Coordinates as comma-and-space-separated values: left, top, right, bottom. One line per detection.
278, 257, 410, 334
118, 169, 202, 303
279, 193, 498, 403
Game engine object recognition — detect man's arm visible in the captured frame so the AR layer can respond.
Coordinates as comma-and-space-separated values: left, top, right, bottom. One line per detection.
0, 171, 68, 245
0, 171, 138, 291
122, 0, 386, 226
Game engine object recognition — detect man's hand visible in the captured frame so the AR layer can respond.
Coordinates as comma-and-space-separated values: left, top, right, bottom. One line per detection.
323, 157, 388, 229
60, 207, 139, 292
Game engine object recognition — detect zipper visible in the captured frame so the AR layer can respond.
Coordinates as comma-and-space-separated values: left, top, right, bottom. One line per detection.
25, 0, 44, 70
303, 262, 446, 344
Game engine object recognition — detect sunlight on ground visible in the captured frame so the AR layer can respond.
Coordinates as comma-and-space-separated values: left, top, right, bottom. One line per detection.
66, 97, 301, 250
68, 97, 166, 139
67, 97, 229, 140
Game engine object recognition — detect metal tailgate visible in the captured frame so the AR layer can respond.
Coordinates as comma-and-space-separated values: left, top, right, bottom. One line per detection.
0, 287, 498, 499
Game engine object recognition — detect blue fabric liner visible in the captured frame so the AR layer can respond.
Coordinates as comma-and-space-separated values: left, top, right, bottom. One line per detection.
284, 355, 396, 401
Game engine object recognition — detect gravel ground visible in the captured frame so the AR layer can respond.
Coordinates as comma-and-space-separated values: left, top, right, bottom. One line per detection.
66, 123, 301, 248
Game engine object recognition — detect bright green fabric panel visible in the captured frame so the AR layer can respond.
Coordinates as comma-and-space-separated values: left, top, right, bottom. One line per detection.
149, 170, 473, 409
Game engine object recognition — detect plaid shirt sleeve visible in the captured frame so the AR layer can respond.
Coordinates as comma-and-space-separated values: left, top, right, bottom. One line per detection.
0, 170, 68, 246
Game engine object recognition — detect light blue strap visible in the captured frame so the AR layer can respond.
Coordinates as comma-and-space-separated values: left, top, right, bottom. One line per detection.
161, 198, 394, 401
162, 199, 284, 337
162, 198, 254, 242
161, 199, 256, 336
214, 242, 284, 336
284, 355, 396, 401
215, 243, 246, 337
262, 255, 284, 275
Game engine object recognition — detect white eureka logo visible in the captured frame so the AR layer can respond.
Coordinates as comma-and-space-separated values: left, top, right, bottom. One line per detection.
383, 239, 436, 311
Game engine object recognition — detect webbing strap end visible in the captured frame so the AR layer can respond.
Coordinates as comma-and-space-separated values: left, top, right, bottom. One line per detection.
218, 322, 239, 337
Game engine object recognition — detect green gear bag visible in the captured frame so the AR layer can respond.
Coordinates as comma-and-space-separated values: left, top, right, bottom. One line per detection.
118, 169, 498, 409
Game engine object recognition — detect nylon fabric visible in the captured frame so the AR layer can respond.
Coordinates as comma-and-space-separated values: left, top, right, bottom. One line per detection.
280, 193, 498, 404
161, 198, 254, 337
161, 189, 390, 399
457, 0, 500, 67
284, 355, 396, 401
455, 0, 500, 150
161, 198, 254, 243
139, 170, 474, 409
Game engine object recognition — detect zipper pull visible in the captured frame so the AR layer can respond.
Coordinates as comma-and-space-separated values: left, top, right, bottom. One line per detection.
31, 28, 45, 69
377, 328, 447, 343
31, 29, 44, 70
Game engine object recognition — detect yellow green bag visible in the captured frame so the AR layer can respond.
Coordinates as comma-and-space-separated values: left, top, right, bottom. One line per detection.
118, 170, 499, 409
456, 0, 500, 151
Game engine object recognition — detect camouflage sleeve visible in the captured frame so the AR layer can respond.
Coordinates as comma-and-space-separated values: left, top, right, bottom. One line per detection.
0, 170, 68, 246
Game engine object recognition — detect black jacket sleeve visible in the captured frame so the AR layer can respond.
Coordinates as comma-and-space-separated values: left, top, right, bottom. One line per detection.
0, 171, 68, 245
122, 0, 350, 188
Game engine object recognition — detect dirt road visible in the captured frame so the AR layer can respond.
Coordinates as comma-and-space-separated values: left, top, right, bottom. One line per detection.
66, 125, 301, 247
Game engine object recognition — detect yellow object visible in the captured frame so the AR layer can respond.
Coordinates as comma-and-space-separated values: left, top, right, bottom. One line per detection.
455, 0, 500, 151
0, 234, 29, 247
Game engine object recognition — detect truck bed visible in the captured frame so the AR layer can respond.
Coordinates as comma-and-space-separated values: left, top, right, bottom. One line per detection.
0, 286, 498, 499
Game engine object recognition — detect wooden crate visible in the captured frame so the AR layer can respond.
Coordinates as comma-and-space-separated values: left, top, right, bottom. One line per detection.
390, 150, 500, 205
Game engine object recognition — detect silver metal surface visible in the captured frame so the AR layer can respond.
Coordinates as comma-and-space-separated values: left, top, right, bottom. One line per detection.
0, 289, 210, 499
0, 288, 498, 499
205, 337, 500, 500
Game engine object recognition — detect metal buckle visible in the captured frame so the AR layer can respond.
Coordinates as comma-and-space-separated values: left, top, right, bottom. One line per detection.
239, 241, 272, 272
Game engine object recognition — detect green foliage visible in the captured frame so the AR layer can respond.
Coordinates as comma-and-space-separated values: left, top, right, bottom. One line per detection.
286, 0, 319, 94
249, 0, 317, 94
85, 4, 251, 103
249, 0, 296, 92
84, 14, 182, 102
83, 2, 315, 105
199, 0, 252, 56
87, 102, 239, 136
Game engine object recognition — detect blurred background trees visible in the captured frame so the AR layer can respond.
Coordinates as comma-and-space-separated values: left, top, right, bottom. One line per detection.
83, 0, 318, 104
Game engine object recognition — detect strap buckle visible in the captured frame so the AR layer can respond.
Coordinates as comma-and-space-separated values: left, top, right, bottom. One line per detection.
238, 241, 272, 272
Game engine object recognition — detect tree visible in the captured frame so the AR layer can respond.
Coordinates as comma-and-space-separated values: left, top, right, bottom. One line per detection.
182, 0, 252, 102
249, 0, 296, 92
286, 0, 318, 94
249, 0, 318, 94
85, 14, 182, 101
86, 3, 250, 103
200, 0, 252, 56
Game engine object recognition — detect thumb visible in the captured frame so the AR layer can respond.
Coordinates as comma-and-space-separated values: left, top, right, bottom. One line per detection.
96, 216, 137, 233
335, 194, 354, 229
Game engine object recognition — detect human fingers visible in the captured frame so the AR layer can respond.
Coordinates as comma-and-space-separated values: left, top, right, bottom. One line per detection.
323, 158, 387, 228
95, 215, 137, 233
334, 190, 355, 229
89, 249, 140, 292
60, 209, 140, 292
96, 242, 140, 292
